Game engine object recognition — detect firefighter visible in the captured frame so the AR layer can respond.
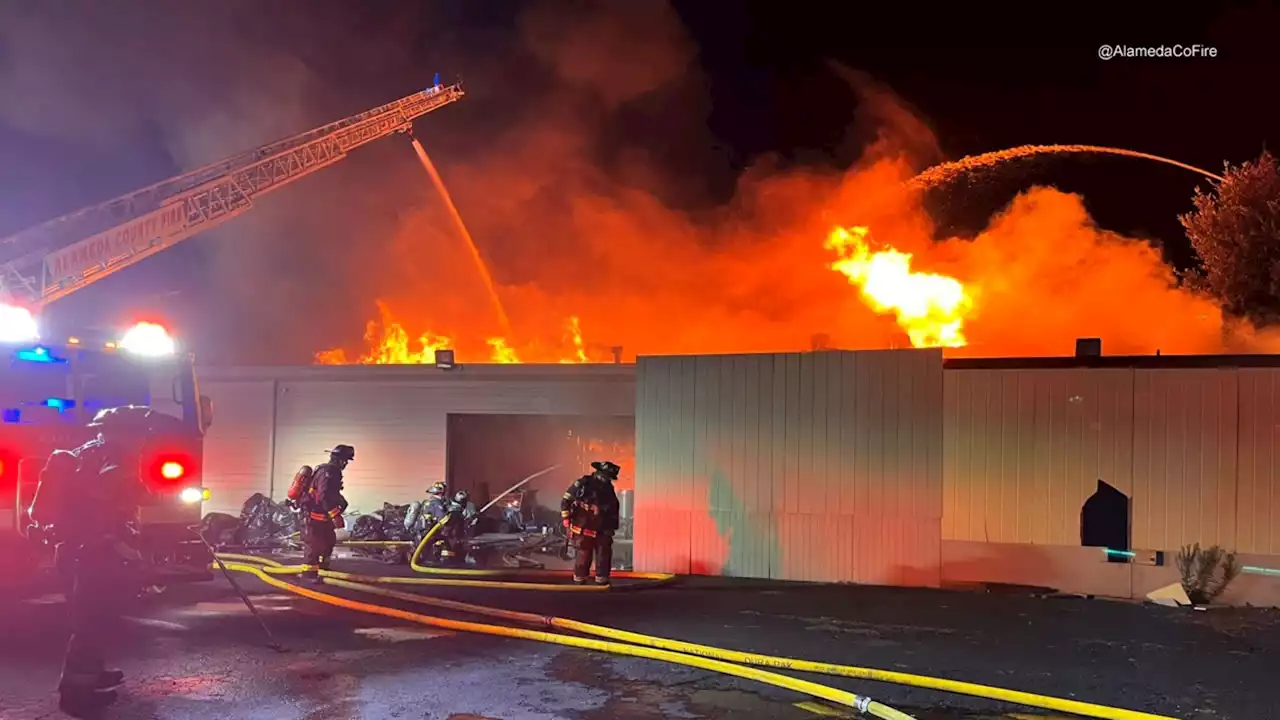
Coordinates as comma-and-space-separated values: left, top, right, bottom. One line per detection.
404, 480, 449, 542
436, 489, 478, 566
29, 407, 154, 715
560, 461, 621, 585
300, 444, 354, 582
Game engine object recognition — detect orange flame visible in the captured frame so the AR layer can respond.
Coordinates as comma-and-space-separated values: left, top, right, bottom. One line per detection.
319, 225, 980, 363
825, 226, 973, 348
560, 316, 589, 364
314, 301, 453, 365
318, 304, 603, 365
487, 337, 520, 363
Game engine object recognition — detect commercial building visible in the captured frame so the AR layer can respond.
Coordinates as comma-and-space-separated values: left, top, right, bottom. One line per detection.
199, 350, 1280, 606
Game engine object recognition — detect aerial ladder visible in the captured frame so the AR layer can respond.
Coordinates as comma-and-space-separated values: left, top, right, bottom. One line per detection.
0, 81, 465, 308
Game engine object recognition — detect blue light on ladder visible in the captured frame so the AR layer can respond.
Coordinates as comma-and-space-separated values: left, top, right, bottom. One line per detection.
43, 397, 75, 411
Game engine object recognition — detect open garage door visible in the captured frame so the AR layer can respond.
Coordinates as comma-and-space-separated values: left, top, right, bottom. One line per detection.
445, 413, 634, 530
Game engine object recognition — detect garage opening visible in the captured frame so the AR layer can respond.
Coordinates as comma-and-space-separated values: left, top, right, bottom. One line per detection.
445, 414, 635, 561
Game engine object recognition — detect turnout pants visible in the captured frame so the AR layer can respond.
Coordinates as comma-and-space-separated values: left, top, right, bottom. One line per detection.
303, 519, 337, 577
572, 530, 614, 581
61, 543, 130, 691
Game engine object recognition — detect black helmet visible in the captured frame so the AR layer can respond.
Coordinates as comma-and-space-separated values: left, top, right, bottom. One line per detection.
88, 406, 179, 436
452, 490, 469, 505
591, 461, 621, 480
427, 481, 447, 496
327, 444, 355, 462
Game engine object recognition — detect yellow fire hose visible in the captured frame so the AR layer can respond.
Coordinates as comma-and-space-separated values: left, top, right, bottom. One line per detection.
216, 553, 1176, 720
215, 557, 913, 720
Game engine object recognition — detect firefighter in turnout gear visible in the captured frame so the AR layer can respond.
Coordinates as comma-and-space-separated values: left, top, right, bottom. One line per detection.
561, 461, 621, 585
404, 480, 448, 542
299, 445, 353, 582
435, 489, 478, 566
28, 407, 155, 716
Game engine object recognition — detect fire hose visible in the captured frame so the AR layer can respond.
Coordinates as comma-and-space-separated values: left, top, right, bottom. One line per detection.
211, 550, 1179, 720
211, 464, 1178, 719
216, 554, 912, 720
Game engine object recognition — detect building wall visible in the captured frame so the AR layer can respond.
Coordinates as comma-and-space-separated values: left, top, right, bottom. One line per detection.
198, 365, 635, 517
635, 350, 944, 586
944, 367, 1250, 550
943, 365, 1280, 607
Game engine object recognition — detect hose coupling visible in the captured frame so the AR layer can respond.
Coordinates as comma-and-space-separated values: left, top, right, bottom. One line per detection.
854, 696, 872, 714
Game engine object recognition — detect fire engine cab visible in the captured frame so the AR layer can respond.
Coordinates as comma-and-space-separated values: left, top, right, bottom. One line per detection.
0, 306, 215, 596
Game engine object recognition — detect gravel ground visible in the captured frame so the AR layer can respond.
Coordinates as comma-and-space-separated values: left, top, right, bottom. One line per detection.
0, 562, 1274, 719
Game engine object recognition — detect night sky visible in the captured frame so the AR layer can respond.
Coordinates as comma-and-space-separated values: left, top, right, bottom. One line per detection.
0, 2, 1276, 362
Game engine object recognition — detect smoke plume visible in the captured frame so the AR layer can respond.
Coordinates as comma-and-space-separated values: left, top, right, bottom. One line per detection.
0, 1, 1266, 362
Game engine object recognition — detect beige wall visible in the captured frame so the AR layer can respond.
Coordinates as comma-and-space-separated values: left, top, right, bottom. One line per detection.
943, 365, 1280, 606
634, 350, 944, 586
944, 367, 1266, 552
199, 365, 636, 516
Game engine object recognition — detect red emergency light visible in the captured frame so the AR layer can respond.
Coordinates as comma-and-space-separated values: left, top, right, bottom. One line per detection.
141, 450, 197, 488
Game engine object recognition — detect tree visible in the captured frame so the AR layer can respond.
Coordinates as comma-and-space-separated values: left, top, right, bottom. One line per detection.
1180, 150, 1280, 324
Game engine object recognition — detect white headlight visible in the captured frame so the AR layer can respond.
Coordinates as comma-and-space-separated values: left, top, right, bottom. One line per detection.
179, 487, 207, 504
0, 304, 39, 343
120, 322, 176, 356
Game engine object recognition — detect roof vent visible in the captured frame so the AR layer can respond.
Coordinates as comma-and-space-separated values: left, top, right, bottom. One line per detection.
1075, 338, 1102, 358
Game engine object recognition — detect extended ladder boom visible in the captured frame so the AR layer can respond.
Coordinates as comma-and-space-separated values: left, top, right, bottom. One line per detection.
0, 83, 464, 308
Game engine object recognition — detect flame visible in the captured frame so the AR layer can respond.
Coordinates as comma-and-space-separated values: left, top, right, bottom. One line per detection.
320, 225, 982, 363
560, 316, 589, 364
825, 226, 973, 348
315, 301, 452, 365
318, 303, 604, 365
487, 337, 520, 363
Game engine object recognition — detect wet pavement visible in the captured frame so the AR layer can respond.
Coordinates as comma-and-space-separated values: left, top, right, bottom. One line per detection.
0, 564, 1275, 719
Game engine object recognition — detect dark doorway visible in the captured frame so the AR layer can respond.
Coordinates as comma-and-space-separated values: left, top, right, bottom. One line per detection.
1080, 479, 1131, 559
445, 414, 634, 527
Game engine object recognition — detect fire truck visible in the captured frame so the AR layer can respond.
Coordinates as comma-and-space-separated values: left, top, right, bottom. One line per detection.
0, 316, 214, 594
0, 79, 463, 595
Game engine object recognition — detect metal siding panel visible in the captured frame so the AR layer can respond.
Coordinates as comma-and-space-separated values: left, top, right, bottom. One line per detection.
633, 357, 661, 572
633, 358, 652, 570
1132, 369, 1238, 549
663, 356, 693, 575
941, 368, 963, 539
200, 380, 275, 515
635, 356, 686, 574
809, 353, 829, 516
637, 350, 943, 584
726, 355, 773, 578
273, 382, 446, 515
838, 352, 860, 516
943, 368, 1134, 546
771, 350, 942, 585
689, 355, 721, 574
823, 353, 843, 520
1237, 369, 1280, 554
783, 353, 802, 518
923, 350, 946, 522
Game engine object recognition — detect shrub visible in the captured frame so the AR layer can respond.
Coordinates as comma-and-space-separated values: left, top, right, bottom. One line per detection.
1175, 543, 1241, 605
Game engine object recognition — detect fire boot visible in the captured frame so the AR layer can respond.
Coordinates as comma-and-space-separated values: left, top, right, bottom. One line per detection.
58, 688, 119, 718
58, 670, 124, 693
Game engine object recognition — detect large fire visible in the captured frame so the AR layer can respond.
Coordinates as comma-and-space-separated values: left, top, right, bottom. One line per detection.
316, 301, 601, 364
316, 224, 975, 364
825, 226, 973, 348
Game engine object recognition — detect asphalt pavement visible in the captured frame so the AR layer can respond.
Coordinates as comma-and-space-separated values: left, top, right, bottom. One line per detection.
0, 561, 1275, 720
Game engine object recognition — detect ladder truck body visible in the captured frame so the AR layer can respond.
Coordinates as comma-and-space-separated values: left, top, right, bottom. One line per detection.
0, 80, 463, 596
